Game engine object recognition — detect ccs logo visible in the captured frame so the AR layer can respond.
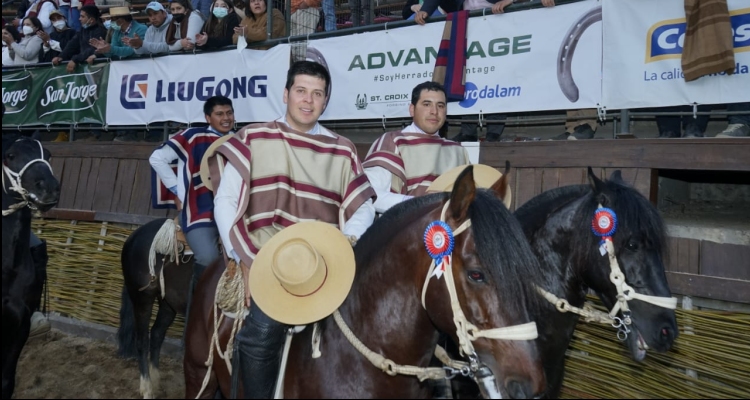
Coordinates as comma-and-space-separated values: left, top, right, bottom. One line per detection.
120, 74, 148, 110
646, 9, 750, 63
458, 82, 522, 108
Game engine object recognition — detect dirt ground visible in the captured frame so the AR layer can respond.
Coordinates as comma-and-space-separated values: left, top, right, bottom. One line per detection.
13, 330, 185, 399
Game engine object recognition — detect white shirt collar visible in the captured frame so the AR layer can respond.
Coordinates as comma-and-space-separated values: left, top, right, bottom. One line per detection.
279, 116, 326, 136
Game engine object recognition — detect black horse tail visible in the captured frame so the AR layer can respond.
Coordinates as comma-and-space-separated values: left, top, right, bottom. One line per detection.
117, 285, 137, 359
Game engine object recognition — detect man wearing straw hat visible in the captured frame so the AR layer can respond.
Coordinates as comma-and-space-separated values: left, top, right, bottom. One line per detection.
206, 60, 376, 399
89, 6, 146, 60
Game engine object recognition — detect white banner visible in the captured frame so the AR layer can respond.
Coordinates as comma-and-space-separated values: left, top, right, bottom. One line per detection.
602, 0, 750, 109
106, 45, 290, 125
312, 0, 603, 120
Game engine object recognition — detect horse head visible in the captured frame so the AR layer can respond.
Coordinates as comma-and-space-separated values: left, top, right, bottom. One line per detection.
419, 166, 545, 398
581, 168, 678, 361
2, 137, 60, 213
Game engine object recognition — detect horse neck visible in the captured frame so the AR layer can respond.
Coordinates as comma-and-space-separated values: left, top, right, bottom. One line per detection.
337, 217, 440, 368
533, 195, 591, 307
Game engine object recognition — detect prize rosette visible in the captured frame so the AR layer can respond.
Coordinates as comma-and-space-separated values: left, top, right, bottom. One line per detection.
424, 221, 455, 268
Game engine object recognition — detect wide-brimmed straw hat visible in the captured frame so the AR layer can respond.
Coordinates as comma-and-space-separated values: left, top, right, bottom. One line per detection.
199, 134, 235, 192
249, 221, 355, 325
101, 7, 139, 18
426, 164, 512, 209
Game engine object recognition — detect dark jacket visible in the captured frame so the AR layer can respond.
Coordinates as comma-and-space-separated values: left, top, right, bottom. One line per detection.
198, 13, 241, 50
59, 23, 108, 64
41, 28, 76, 63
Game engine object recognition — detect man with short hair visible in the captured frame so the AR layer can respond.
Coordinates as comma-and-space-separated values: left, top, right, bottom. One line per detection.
123, 1, 173, 55
149, 95, 236, 323
363, 81, 470, 213
51, 5, 107, 73
208, 61, 376, 399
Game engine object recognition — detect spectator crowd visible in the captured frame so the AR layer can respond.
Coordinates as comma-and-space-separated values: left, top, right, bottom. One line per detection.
2, 0, 747, 140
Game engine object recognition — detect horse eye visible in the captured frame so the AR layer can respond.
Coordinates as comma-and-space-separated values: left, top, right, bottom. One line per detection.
467, 270, 485, 283
626, 241, 639, 251
6, 153, 15, 161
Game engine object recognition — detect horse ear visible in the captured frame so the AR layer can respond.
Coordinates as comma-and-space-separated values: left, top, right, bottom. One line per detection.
448, 165, 477, 224
587, 167, 610, 206
490, 160, 511, 204
609, 170, 624, 183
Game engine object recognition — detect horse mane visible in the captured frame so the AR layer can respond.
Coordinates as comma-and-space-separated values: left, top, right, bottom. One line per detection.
514, 185, 591, 239
2, 133, 23, 156
355, 190, 544, 313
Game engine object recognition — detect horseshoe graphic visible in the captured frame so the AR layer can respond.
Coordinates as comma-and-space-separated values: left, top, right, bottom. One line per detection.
557, 6, 602, 102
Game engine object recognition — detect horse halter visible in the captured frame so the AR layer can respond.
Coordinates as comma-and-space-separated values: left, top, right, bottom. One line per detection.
420, 201, 538, 375
538, 204, 677, 341
2, 139, 53, 217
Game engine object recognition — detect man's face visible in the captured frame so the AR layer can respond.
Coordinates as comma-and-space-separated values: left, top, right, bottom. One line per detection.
205, 104, 235, 134
148, 10, 167, 27
114, 17, 129, 30
283, 74, 328, 132
79, 11, 94, 27
409, 89, 447, 134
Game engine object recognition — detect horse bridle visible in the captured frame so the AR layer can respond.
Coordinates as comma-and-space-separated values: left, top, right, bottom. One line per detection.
537, 204, 677, 341
2, 139, 53, 217
331, 200, 538, 396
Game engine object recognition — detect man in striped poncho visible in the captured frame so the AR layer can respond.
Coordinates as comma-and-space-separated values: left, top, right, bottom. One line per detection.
363, 81, 470, 214
208, 61, 376, 399
149, 95, 235, 323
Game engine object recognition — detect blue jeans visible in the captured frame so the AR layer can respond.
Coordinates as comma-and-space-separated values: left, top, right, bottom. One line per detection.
727, 102, 750, 126
68, 6, 81, 31
323, 0, 337, 31
182, 221, 221, 267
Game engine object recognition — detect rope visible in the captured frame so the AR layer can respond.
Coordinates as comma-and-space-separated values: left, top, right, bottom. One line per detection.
2, 139, 52, 217
333, 310, 448, 382
196, 261, 246, 399
147, 219, 179, 299
536, 286, 614, 325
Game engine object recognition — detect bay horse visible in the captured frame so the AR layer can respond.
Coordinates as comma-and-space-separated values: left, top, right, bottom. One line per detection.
512, 168, 678, 398
2, 136, 60, 399
117, 218, 193, 399
184, 166, 547, 398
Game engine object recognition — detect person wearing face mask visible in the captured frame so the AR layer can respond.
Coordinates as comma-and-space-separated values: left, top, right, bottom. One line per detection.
39, 11, 76, 64
4, 16, 43, 65
232, 0, 285, 50
195, 0, 240, 50
19, 0, 57, 34
52, 6, 107, 73
164, 0, 204, 52
89, 6, 146, 60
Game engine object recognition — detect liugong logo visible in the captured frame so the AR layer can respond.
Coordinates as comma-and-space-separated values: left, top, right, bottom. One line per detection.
120, 74, 148, 110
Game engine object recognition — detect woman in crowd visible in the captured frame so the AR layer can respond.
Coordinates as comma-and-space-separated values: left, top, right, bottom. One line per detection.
3, 16, 43, 65
2, 23, 22, 66
39, 10, 76, 63
232, 0, 286, 48
166, 0, 204, 51
195, 0, 241, 50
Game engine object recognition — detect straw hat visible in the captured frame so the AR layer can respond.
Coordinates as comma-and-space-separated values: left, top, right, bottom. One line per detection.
199, 134, 235, 192
101, 7, 139, 18
249, 221, 355, 325
426, 164, 512, 209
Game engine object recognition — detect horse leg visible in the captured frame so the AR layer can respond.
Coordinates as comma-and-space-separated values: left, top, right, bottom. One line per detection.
1, 307, 30, 399
147, 299, 177, 396
129, 290, 157, 399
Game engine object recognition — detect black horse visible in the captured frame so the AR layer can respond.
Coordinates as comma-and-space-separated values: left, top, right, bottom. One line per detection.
117, 218, 192, 399
2, 136, 60, 399
513, 168, 678, 398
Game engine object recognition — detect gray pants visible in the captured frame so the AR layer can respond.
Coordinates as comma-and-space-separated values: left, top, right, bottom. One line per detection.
184, 225, 221, 267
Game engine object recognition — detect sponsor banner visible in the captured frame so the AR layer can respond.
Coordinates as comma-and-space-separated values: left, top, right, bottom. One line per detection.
106, 45, 289, 125
2, 64, 108, 126
312, 0, 602, 120
602, 0, 750, 109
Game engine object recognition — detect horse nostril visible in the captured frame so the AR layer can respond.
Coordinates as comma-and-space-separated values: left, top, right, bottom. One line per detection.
506, 380, 531, 399
660, 326, 675, 343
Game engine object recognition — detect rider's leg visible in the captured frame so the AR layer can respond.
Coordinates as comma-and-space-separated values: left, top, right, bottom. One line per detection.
236, 301, 288, 399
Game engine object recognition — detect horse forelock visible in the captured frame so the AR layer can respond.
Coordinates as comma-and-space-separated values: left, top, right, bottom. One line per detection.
469, 190, 545, 314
